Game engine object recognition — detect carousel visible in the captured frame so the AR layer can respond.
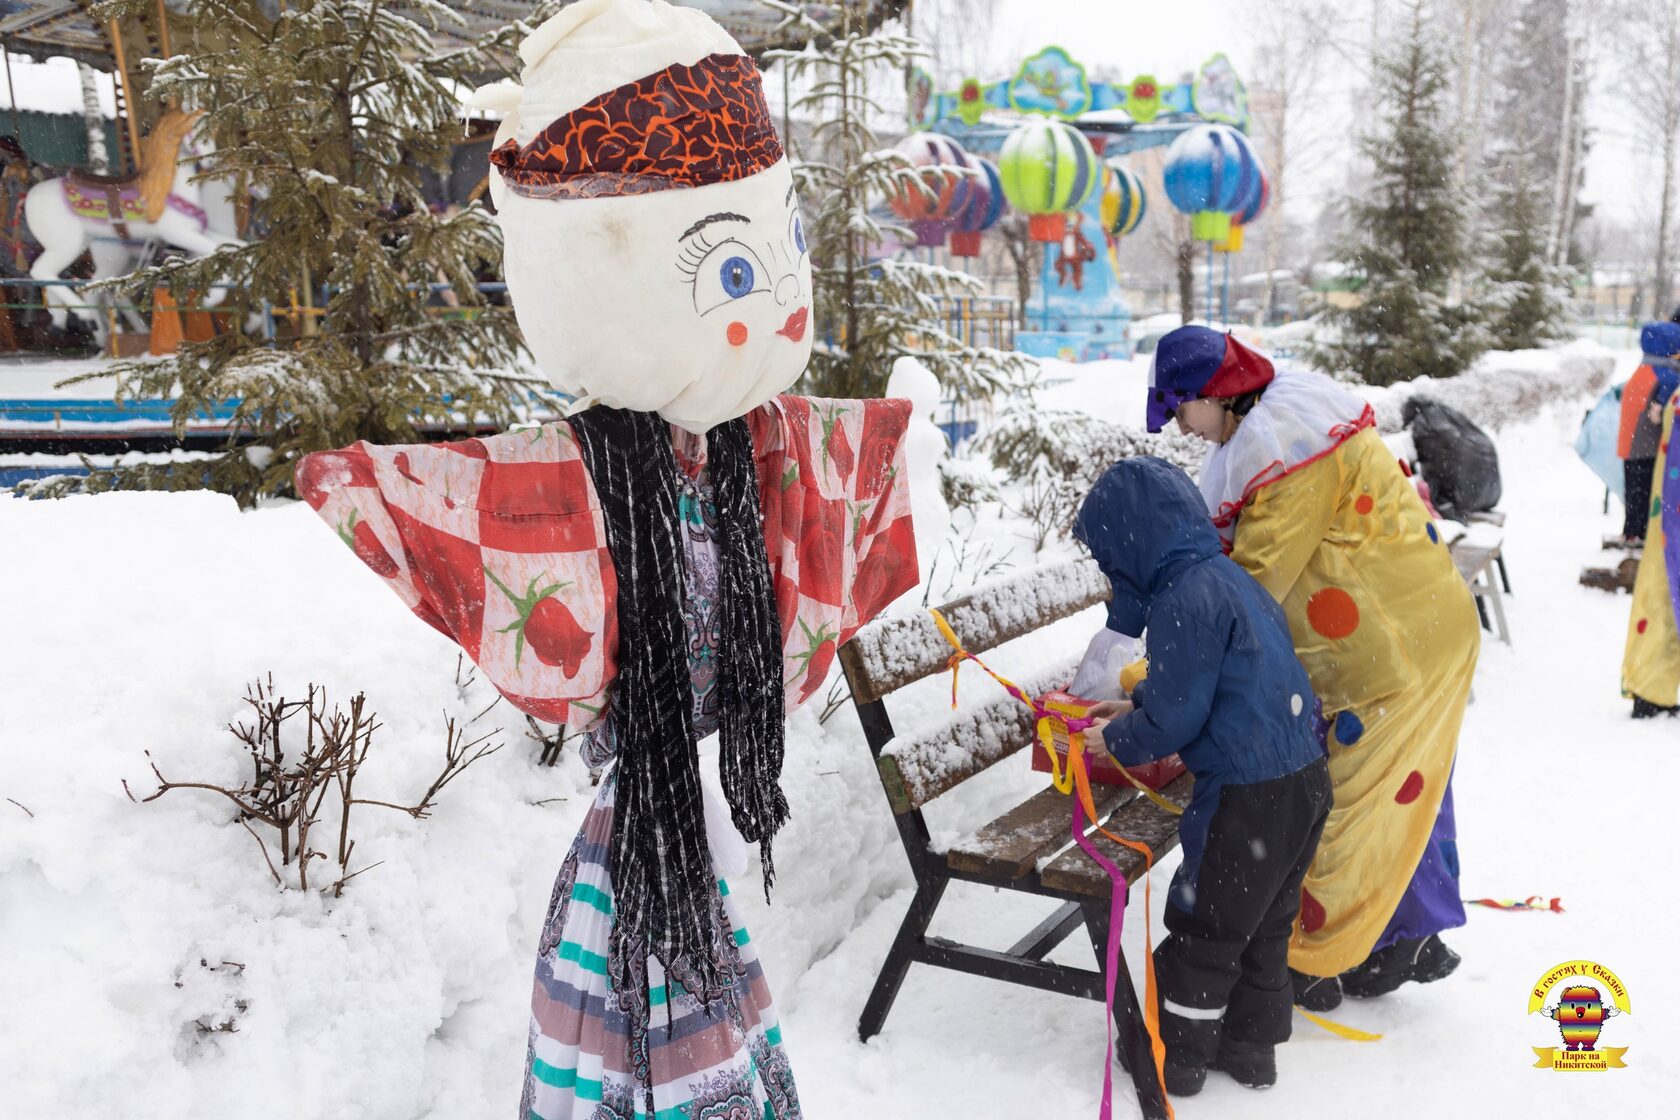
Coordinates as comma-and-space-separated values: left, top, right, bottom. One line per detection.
0, 1, 898, 478
894, 46, 1268, 363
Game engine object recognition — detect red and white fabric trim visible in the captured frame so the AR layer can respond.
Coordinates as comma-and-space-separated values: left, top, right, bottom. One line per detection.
1197, 369, 1376, 545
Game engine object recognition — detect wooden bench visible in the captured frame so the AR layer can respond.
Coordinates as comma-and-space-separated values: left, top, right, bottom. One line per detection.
840, 559, 1189, 1120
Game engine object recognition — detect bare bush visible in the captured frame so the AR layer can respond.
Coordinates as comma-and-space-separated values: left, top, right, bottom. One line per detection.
125, 675, 501, 894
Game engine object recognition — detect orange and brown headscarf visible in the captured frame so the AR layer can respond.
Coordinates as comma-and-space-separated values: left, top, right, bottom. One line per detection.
489, 53, 783, 200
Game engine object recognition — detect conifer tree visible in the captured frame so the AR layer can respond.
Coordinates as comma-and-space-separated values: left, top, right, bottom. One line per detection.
766, 5, 1029, 401
47, 0, 566, 506
1482, 156, 1571, 349
1313, 0, 1488, 385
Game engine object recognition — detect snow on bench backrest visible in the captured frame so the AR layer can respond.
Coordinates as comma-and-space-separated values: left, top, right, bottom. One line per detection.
839, 558, 1111, 705
877, 654, 1083, 813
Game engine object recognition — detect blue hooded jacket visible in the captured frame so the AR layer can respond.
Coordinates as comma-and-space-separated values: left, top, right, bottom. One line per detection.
1642, 322, 1680, 407
1073, 458, 1324, 897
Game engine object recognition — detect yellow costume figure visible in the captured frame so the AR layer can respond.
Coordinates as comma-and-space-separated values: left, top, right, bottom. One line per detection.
1622, 399, 1680, 708
1228, 425, 1480, 975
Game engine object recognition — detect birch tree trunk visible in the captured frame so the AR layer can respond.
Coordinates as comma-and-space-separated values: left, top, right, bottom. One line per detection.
78, 62, 109, 174
1546, 25, 1576, 264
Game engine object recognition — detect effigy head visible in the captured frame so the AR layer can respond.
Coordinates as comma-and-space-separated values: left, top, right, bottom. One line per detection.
477, 0, 812, 434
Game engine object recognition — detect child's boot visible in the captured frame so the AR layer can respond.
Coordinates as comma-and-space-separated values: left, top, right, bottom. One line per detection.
1211, 1038, 1277, 1089
1162, 1058, 1208, 1096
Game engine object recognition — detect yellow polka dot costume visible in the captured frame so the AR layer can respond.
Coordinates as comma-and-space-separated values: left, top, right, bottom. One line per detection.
1227, 424, 1480, 973
1622, 398, 1680, 706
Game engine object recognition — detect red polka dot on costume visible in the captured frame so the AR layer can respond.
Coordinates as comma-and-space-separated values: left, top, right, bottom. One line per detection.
1300, 888, 1326, 933
1638, 618, 1649, 635
1307, 588, 1360, 640
1355, 495, 1374, 515
1396, 770, 1425, 804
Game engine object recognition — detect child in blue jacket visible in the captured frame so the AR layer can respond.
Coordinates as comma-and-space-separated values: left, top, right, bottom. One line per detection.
1075, 457, 1331, 1096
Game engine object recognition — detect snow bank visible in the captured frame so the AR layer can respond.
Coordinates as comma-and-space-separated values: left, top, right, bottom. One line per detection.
1359, 340, 1619, 433
0, 492, 588, 1119
0, 486, 1111, 1119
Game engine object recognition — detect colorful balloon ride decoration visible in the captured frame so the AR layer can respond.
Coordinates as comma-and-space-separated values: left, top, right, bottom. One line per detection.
1100, 159, 1147, 238
889, 133, 976, 248
950, 158, 1005, 258
1162, 123, 1262, 244
999, 119, 1100, 243
1216, 167, 1269, 252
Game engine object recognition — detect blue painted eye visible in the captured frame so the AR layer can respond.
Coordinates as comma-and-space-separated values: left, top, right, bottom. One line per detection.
719, 256, 755, 299
794, 216, 807, 254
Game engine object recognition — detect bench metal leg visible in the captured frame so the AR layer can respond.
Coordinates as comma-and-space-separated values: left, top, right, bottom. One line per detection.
1472, 588, 1490, 633
1495, 551, 1512, 595
1484, 573, 1513, 645
1082, 900, 1168, 1120
1008, 900, 1087, 961
858, 873, 948, 1042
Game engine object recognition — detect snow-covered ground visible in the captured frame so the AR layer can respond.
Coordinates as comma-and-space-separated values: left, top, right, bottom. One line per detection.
3, 346, 1676, 1118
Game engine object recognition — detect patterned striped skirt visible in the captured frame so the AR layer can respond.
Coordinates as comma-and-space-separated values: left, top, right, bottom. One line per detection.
519, 776, 802, 1120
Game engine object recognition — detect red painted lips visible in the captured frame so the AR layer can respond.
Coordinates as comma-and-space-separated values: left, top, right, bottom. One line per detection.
777, 307, 808, 342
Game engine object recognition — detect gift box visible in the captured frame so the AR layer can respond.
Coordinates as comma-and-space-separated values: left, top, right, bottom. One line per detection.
1031, 689, 1187, 790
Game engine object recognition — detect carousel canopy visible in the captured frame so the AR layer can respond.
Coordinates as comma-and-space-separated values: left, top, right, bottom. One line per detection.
0, 1, 903, 70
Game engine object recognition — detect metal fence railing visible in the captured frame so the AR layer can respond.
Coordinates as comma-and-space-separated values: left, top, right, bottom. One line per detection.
1, 277, 512, 357
936, 294, 1016, 352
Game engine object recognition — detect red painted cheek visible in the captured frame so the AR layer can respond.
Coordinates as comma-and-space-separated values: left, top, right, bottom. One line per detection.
726, 321, 748, 347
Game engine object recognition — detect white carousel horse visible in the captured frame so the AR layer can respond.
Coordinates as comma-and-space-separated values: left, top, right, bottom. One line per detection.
23, 109, 245, 330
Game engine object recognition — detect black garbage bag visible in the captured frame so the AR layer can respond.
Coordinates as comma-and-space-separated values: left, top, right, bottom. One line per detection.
1402, 396, 1502, 519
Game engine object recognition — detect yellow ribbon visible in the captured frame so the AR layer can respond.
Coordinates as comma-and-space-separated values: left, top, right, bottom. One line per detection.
1295, 1007, 1384, 1041
929, 610, 1182, 815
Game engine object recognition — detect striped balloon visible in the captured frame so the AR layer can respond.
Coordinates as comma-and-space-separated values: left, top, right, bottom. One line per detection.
1100, 160, 1147, 237
1163, 123, 1261, 240
889, 133, 975, 247
999, 120, 1099, 242
1234, 167, 1270, 227
950, 158, 1005, 257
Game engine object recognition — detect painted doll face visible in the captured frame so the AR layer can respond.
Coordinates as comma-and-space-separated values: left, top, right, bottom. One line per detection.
493, 158, 813, 434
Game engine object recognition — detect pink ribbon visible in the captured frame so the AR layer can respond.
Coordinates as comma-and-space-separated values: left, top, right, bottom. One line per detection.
1071, 794, 1131, 1120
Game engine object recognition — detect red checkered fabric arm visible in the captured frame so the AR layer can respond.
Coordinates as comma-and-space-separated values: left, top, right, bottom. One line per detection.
750, 395, 918, 712
294, 424, 617, 734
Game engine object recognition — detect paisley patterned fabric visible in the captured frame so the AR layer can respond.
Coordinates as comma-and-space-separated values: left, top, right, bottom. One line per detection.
489, 53, 783, 200
519, 481, 799, 1119
518, 781, 801, 1120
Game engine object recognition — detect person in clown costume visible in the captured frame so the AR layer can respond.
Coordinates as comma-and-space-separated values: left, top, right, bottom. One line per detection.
1620, 327, 1680, 718
1144, 325, 1480, 1010
294, 2, 919, 1116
